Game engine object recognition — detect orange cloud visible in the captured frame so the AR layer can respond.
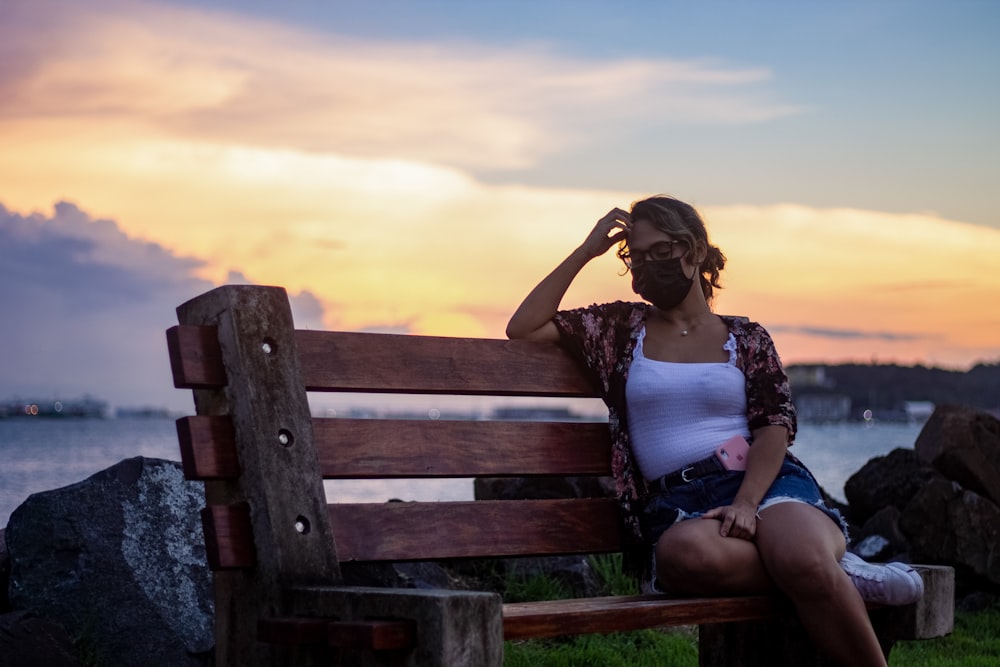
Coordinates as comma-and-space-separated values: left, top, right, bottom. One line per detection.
1, 0, 799, 170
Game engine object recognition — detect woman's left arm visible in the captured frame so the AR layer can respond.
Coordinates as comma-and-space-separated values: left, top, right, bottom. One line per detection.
702, 425, 788, 539
702, 320, 796, 539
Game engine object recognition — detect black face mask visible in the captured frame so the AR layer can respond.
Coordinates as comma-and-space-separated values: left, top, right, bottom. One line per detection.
631, 257, 695, 311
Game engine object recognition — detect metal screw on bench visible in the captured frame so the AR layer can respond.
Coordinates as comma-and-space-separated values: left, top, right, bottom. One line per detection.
261, 338, 276, 354
294, 515, 311, 535
277, 429, 294, 447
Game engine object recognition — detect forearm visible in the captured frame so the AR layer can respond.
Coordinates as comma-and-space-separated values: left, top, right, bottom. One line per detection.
732, 425, 789, 509
505, 246, 592, 340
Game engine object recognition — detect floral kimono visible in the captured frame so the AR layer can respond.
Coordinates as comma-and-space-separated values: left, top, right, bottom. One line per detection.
551, 300, 798, 562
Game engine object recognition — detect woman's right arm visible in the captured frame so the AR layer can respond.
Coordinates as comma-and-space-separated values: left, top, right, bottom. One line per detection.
506, 208, 630, 342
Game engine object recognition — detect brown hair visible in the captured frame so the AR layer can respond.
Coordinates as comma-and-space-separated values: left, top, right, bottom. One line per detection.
619, 195, 726, 300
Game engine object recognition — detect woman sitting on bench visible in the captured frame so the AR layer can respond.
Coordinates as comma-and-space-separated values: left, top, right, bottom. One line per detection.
506, 195, 923, 667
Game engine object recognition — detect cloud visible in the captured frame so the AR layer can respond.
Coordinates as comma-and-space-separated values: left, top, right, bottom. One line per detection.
769, 325, 929, 342
0, 201, 330, 410
0, 0, 801, 170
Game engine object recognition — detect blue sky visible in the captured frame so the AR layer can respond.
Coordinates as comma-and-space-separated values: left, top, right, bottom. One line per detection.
1, 0, 998, 411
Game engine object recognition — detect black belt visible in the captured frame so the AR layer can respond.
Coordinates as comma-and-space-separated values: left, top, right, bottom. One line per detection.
651, 454, 725, 492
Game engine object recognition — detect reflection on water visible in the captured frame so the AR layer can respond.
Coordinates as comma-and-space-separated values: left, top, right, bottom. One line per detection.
0, 416, 924, 527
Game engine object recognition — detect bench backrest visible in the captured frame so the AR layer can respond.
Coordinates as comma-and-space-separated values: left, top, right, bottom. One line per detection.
168, 285, 622, 580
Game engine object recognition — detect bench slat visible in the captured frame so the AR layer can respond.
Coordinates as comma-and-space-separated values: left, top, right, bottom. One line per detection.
503, 595, 785, 640
297, 330, 596, 396
315, 418, 611, 477
167, 325, 597, 396
258, 617, 417, 650
330, 499, 623, 562
201, 503, 256, 570
200, 499, 625, 567
177, 415, 611, 480
166, 325, 227, 389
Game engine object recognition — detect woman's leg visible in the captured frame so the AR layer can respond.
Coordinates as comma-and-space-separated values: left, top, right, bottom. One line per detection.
654, 518, 775, 595
755, 501, 887, 667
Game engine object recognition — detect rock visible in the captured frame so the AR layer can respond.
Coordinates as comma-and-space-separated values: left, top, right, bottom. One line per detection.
0, 611, 79, 667
1, 528, 9, 612
843, 448, 938, 524
474, 475, 615, 500
854, 535, 892, 561
900, 477, 1000, 586
957, 591, 998, 613
497, 555, 604, 599
341, 560, 467, 591
856, 506, 910, 561
5, 457, 213, 666
914, 404, 1000, 507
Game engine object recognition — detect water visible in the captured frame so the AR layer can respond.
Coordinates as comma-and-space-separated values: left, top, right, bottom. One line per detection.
0, 416, 924, 528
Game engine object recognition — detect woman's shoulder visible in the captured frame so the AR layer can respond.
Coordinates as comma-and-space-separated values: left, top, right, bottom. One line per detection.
563, 300, 647, 321
717, 315, 773, 338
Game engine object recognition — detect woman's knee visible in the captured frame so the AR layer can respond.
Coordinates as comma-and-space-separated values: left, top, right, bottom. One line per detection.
765, 548, 843, 598
656, 527, 726, 582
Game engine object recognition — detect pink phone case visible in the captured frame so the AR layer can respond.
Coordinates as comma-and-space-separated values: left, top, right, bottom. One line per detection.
715, 435, 750, 471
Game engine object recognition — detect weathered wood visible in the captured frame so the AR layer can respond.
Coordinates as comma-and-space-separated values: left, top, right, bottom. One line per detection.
201, 503, 256, 570
289, 586, 503, 667
176, 416, 239, 479
326, 620, 417, 650
296, 329, 596, 396
503, 594, 785, 640
201, 498, 623, 568
177, 415, 611, 481
175, 285, 340, 666
313, 418, 611, 478
257, 617, 417, 650
330, 499, 623, 562
169, 324, 596, 396
166, 324, 226, 389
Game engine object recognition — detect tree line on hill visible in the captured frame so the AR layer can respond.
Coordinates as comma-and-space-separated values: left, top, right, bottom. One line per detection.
787, 361, 1000, 419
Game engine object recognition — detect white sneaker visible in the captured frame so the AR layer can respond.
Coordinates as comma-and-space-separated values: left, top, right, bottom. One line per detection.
840, 552, 924, 605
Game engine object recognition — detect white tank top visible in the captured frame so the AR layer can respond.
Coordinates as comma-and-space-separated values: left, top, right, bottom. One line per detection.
626, 327, 751, 481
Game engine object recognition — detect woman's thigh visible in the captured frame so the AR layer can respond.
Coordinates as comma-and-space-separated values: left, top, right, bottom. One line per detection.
655, 517, 773, 595
754, 501, 847, 591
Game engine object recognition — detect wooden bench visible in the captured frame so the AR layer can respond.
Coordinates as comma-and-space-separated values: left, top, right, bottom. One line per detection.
167, 284, 954, 666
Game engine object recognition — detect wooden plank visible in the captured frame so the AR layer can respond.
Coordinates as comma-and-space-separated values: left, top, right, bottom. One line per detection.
201, 504, 256, 570
176, 416, 239, 479
166, 325, 226, 389
257, 618, 417, 650
203, 499, 623, 566
329, 499, 623, 562
168, 325, 598, 396
177, 285, 342, 666
313, 418, 611, 478
179, 416, 611, 480
296, 330, 596, 396
257, 617, 328, 644
327, 619, 417, 650
502, 595, 786, 640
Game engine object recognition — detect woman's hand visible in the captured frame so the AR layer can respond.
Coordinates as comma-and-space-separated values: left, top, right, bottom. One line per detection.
702, 499, 759, 540
580, 208, 631, 259
507, 206, 631, 341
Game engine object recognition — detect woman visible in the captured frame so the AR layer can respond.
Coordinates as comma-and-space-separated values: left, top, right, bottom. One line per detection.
506, 196, 923, 667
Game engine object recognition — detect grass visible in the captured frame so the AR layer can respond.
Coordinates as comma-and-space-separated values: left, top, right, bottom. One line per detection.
501, 554, 1000, 667
503, 554, 698, 666
889, 606, 1000, 666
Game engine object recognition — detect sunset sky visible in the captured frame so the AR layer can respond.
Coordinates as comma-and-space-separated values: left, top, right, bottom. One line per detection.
2, 0, 999, 412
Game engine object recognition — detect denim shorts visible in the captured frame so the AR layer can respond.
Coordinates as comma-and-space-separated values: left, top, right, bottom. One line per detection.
640, 456, 848, 545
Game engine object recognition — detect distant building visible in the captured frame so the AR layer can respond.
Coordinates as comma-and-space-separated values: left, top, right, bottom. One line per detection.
794, 393, 852, 422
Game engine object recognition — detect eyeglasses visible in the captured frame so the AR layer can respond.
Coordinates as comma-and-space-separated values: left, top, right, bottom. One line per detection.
620, 240, 686, 268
